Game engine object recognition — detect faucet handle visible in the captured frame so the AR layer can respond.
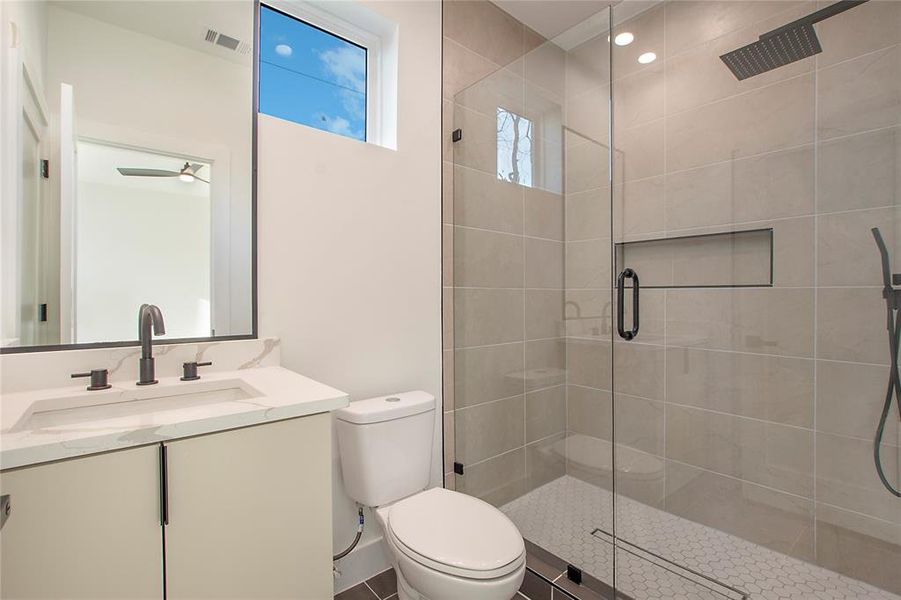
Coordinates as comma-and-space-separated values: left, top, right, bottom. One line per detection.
71, 369, 112, 391
180, 361, 212, 381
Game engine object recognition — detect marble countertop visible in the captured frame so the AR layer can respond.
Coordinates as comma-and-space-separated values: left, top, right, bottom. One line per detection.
0, 366, 349, 470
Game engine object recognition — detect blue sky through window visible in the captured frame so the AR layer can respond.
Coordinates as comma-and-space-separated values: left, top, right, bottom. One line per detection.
259, 6, 367, 141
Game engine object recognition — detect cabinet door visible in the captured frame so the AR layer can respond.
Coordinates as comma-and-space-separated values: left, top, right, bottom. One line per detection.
165, 414, 333, 599
0, 446, 164, 599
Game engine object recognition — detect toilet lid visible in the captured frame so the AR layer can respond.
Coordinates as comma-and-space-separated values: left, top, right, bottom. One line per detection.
387, 488, 524, 578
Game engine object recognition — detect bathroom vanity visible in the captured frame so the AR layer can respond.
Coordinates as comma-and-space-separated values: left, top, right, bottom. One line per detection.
0, 362, 348, 599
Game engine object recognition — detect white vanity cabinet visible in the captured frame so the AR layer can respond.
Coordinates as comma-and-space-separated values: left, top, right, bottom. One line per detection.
0, 414, 334, 599
165, 412, 333, 599
0, 445, 164, 599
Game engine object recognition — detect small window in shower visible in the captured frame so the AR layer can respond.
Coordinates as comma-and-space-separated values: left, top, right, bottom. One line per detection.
497, 107, 533, 187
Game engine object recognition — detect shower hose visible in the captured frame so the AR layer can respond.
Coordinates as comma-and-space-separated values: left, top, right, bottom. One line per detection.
870, 227, 901, 498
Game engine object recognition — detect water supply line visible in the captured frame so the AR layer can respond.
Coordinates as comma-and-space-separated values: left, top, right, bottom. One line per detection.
334, 506, 365, 561
869, 228, 901, 497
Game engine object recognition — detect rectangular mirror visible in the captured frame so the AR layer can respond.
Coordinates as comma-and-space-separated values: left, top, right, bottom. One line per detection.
1, 0, 256, 352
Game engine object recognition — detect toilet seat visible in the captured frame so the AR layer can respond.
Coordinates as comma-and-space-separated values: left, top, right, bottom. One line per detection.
384, 488, 525, 580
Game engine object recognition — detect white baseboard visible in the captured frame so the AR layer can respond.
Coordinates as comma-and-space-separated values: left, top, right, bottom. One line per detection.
333, 535, 392, 594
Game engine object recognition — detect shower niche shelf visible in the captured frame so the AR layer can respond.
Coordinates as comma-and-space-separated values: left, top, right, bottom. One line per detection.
615, 228, 773, 289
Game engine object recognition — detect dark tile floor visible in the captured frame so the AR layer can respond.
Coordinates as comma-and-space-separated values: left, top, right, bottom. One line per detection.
334, 541, 621, 600
335, 568, 397, 600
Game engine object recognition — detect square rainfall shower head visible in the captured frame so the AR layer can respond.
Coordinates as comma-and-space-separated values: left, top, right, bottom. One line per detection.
719, 22, 822, 81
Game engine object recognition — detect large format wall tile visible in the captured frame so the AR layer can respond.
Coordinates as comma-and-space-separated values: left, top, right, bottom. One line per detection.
815, 503, 901, 595
443, 38, 501, 100
525, 238, 564, 289
666, 348, 813, 427
525, 289, 564, 340
816, 0, 901, 67
454, 288, 524, 347
666, 288, 814, 357
817, 127, 901, 214
525, 338, 566, 390
665, 404, 814, 497
526, 386, 566, 443
566, 239, 611, 290
566, 339, 612, 390
455, 395, 525, 464
566, 385, 612, 439
526, 433, 566, 492
614, 176, 666, 237
816, 431, 900, 524
565, 188, 611, 242
565, 137, 610, 194
613, 342, 664, 401
453, 104, 497, 173
443, 0, 526, 68
454, 342, 524, 408
454, 226, 523, 288
613, 64, 664, 130
664, 3, 813, 115
664, 460, 815, 561
817, 45, 901, 141
665, 145, 814, 230
614, 393, 664, 456
457, 447, 526, 507
817, 207, 896, 287
666, 73, 814, 173
615, 119, 665, 183
816, 360, 892, 441
454, 165, 523, 233
662, 1, 804, 58
816, 287, 887, 364
525, 187, 564, 240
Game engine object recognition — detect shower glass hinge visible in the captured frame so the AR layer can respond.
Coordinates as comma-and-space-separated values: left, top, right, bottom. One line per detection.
567, 565, 582, 585
452, 129, 462, 143
453, 462, 464, 475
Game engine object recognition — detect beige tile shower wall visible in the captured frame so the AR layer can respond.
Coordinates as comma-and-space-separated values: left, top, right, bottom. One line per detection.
442, 1, 567, 503
563, 0, 900, 592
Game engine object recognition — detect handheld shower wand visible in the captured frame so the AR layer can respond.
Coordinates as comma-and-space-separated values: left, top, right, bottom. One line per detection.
870, 227, 901, 498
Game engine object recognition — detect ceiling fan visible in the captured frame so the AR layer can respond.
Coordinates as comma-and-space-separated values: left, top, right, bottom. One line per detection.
117, 161, 209, 183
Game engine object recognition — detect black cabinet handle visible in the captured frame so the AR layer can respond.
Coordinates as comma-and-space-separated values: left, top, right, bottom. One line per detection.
617, 268, 640, 341
159, 444, 169, 526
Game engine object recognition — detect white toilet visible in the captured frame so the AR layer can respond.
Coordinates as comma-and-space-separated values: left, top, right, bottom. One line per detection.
335, 391, 526, 600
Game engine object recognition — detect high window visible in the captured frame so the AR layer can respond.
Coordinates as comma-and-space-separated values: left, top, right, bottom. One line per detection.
259, 5, 368, 141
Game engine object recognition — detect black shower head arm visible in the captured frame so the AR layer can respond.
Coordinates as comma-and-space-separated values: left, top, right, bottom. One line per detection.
762, 0, 868, 40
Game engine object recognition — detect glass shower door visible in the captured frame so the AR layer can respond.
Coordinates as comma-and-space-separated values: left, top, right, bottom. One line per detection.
609, 1, 901, 599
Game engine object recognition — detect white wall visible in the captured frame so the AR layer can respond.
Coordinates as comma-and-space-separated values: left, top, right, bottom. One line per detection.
75, 181, 211, 343
257, 0, 442, 590
45, 5, 253, 337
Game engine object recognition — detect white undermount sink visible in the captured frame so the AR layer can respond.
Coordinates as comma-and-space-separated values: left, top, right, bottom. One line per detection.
9, 379, 263, 432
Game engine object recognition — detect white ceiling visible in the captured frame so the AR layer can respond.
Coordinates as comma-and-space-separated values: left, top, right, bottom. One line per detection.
78, 141, 210, 198
50, 1, 253, 66
492, 0, 614, 41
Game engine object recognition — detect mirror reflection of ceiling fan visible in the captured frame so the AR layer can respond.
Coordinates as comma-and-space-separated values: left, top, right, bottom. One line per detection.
116, 162, 209, 183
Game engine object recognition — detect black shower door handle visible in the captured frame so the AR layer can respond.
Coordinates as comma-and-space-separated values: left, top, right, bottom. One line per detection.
617, 268, 640, 341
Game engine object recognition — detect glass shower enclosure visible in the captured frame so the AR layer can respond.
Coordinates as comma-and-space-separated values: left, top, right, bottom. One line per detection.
450, 1, 900, 598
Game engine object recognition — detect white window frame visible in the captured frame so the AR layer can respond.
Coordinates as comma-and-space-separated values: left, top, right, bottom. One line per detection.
262, 0, 397, 148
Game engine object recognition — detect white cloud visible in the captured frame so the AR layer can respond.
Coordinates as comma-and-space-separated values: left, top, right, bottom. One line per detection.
318, 45, 365, 93
275, 44, 293, 57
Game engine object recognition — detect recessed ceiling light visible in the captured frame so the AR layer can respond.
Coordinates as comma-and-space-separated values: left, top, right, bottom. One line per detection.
614, 32, 634, 46
275, 44, 293, 57
638, 52, 657, 64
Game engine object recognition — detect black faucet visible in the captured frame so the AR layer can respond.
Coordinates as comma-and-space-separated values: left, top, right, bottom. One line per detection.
137, 304, 166, 385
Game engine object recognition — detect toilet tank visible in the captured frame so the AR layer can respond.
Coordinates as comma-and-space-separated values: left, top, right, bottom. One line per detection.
335, 391, 435, 507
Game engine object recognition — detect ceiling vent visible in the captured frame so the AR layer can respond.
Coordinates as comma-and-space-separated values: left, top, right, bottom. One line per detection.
204, 29, 251, 55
